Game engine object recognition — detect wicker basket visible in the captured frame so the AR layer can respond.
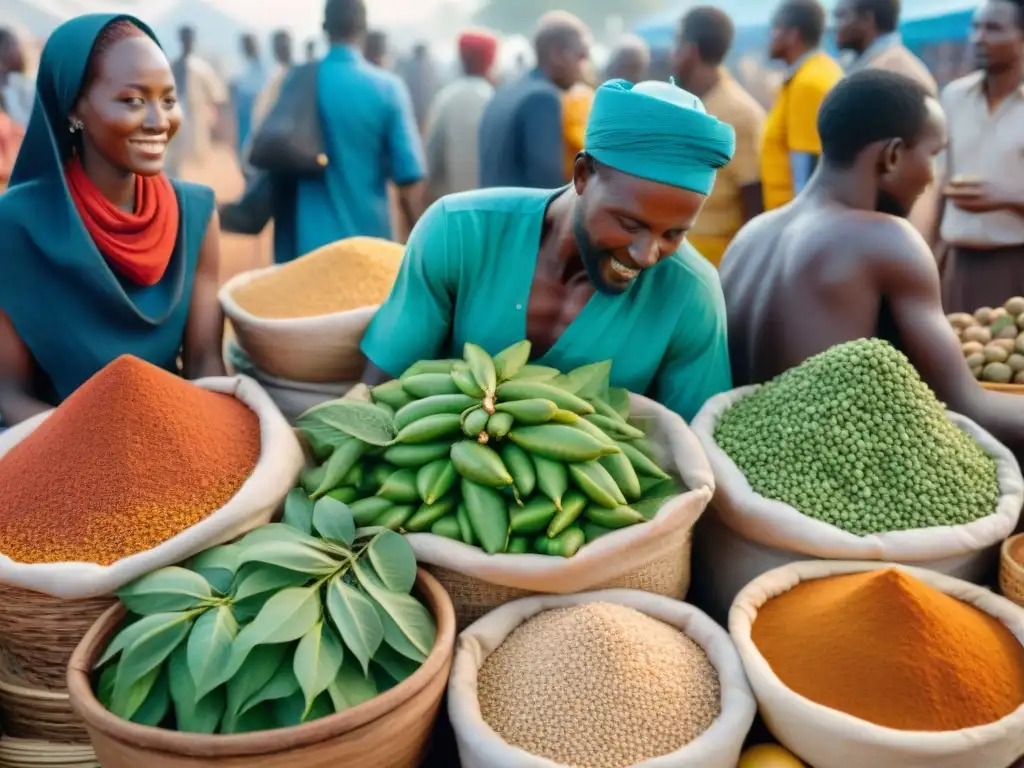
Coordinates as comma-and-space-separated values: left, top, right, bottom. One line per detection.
67, 569, 455, 768
0, 585, 115, 691
0, 651, 89, 743
428, 527, 694, 631
1000, 534, 1024, 607
981, 382, 1024, 394
0, 736, 98, 767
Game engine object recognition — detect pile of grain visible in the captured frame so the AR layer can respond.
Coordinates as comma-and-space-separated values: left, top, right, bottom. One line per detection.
232, 236, 404, 319
477, 602, 721, 767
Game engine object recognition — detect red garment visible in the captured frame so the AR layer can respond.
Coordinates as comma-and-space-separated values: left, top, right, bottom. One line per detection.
65, 156, 180, 286
458, 31, 498, 77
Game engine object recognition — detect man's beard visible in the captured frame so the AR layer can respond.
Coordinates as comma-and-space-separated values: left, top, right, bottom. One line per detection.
572, 203, 623, 295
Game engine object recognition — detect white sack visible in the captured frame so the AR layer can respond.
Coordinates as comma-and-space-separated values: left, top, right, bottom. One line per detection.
729, 560, 1024, 768
690, 386, 1024, 620
450, 588, 757, 768
406, 394, 714, 593
220, 265, 376, 383
0, 375, 304, 598
224, 340, 352, 422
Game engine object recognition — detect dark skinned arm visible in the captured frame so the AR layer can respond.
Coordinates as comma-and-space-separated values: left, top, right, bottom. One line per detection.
395, 181, 426, 237
390, 80, 428, 235
0, 310, 51, 425
878, 221, 1024, 451
182, 208, 227, 380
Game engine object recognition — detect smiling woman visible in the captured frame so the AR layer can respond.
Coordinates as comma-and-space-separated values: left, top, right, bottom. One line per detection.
0, 13, 226, 427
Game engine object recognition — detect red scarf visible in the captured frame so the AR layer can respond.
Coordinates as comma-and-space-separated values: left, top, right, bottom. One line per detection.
65, 157, 180, 286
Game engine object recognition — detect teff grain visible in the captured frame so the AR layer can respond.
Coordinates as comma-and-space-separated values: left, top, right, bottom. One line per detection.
477, 602, 721, 767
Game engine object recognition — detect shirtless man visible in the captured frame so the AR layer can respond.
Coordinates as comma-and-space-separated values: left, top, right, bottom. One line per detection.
720, 69, 1024, 450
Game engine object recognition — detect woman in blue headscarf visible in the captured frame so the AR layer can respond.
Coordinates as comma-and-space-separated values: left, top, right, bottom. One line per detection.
0, 14, 226, 426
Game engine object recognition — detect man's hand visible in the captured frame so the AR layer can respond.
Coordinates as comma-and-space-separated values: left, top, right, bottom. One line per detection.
945, 178, 1024, 214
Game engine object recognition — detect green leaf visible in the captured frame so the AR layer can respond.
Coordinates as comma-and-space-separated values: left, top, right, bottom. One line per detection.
237, 656, 300, 717
282, 488, 315, 534
372, 642, 421, 686
237, 541, 340, 576
223, 701, 277, 734
366, 530, 417, 595
294, 622, 345, 717
297, 400, 396, 447
168, 644, 224, 734
112, 612, 194, 718
229, 586, 321, 675
95, 615, 147, 669
606, 387, 631, 419
552, 361, 612, 400
187, 606, 238, 700
225, 643, 290, 723
237, 523, 334, 551
328, 656, 379, 712
370, 662, 400, 693
190, 544, 241, 576
96, 664, 117, 708
326, 575, 383, 676
311, 440, 367, 500
116, 567, 212, 614
312, 497, 356, 547
196, 568, 234, 596
130, 666, 171, 727
110, 664, 161, 721
354, 561, 435, 661
233, 563, 313, 603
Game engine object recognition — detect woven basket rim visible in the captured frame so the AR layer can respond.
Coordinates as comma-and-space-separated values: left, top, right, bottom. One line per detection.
1001, 534, 1024, 582
219, 266, 382, 329
67, 568, 455, 757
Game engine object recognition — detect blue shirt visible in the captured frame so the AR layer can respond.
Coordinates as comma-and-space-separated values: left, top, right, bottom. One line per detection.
294, 45, 425, 259
478, 69, 565, 190
361, 187, 732, 422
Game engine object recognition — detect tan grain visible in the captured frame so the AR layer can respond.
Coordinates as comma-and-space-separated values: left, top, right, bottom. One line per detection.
477, 602, 720, 767
232, 236, 404, 319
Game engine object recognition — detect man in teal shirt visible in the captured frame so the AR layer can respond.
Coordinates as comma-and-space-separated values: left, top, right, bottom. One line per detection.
361, 78, 736, 421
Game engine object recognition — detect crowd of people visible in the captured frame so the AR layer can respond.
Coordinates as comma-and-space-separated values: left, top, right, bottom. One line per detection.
0, 0, 1021, 453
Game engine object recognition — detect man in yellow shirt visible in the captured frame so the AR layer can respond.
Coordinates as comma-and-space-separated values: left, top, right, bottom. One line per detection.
673, 6, 767, 267
563, 81, 594, 180
762, 0, 843, 209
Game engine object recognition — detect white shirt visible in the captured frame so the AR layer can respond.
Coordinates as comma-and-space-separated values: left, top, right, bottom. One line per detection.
940, 72, 1024, 248
424, 75, 494, 197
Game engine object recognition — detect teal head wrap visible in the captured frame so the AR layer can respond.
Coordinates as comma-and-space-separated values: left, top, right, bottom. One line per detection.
583, 78, 736, 195
0, 14, 215, 405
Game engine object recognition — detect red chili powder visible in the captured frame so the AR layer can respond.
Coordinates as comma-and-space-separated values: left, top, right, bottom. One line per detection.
0, 355, 261, 565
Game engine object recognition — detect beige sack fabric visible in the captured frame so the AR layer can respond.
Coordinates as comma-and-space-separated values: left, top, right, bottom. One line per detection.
690, 386, 1024, 621
0, 375, 304, 598
408, 394, 714, 628
730, 561, 1024, 768
224, 340, 352, 423
449, 588, 757, 768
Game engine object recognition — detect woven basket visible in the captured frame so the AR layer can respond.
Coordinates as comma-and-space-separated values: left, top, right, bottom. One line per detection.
0, 736, 98, 768
0, 651, 89, 743
67, 569, 455, 768
1000, 534, 1024, 607
0, 585, 115, 691
427, 527, 693, 631
981, 382, 1024, 394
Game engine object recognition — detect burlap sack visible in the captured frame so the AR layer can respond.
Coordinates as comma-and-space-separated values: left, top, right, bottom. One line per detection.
219, 265, 376, 383
730, 561, 1024, 768
690, 386, 1024, 622
408, 394, 714, 630
449, 589, 757, 768
224, 340, 352, 423
0, 375, 304, 598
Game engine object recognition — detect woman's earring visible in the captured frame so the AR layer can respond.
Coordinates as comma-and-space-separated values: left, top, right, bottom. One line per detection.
68, 117, 84, 133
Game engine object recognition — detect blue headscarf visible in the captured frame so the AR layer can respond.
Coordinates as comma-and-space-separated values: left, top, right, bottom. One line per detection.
584, 78, 736, 196
0, 14, 215, 405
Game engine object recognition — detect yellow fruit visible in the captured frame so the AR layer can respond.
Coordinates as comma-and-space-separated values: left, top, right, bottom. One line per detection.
738, 744, 806, 768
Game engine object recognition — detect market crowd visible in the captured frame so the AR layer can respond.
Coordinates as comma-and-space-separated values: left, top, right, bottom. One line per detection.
0, 0, 1022, 444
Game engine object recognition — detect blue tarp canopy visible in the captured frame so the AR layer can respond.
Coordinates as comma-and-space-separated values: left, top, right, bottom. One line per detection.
634, 0, 977, 52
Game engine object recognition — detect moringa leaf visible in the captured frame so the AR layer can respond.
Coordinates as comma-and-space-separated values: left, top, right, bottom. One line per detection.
366, 529, 417, 595
312, 497, 356, 547
293, 622, 345, 718
187, 605, 238, 700
282, 488, 315, 534
168, 643, 224, 734
117, 567, 212, 614
326, 575, 383, 676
